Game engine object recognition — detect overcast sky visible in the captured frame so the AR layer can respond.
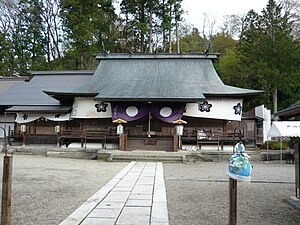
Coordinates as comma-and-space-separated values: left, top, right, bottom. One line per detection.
181, 0, 269, 30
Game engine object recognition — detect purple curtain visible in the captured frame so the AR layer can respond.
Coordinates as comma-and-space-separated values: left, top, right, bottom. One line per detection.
111, 102, 186, 123
151, 103, 186, 123
111, 102, 148, 122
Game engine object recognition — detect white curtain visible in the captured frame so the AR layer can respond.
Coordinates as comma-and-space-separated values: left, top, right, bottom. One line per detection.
15, 113, 71, 123
15, 113, 41, 123
183, 99, 243, 121
43, 113, 71, 121
71, 97, 112, 118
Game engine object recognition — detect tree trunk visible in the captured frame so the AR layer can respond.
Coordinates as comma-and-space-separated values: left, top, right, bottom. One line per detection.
175, 9, 180, 53
273, 88, 278, 121
140, 4, 145, 53
149, 4, 153, 54
162, 0, 166, 52
168, 3, 172, 53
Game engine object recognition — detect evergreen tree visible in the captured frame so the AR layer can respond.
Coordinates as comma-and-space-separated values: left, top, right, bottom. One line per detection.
120, 0, 152, 53
179, 27, 205, 53
60, 0, 117, 69
13, 0, 48, 72
219, 0, 300, 112
120, 0, 183, 53
211, 32, 236, 54
0, 32, 13, 76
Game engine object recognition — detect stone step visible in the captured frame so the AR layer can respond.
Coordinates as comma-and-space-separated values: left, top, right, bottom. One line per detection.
108, 153, 186, 163
47, 149, 86, 159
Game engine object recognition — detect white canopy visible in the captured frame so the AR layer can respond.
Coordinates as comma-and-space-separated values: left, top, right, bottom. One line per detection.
268, 121, 300, 137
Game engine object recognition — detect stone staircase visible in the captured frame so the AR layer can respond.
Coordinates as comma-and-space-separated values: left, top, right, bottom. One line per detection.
6, 145, 262, 162
106, 151, 187, 163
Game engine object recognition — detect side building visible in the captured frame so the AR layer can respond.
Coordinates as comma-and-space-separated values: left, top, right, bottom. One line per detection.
0, 76, 29, 138
0, 71, 93, 145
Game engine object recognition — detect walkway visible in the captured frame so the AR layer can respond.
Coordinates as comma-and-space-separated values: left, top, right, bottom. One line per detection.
60, 161, 169, 225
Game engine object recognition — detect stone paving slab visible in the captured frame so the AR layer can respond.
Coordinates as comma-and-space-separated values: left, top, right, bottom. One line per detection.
59, 161, 169, 225
126, 199, 152, 207
88, 208, 121, 218
81, 218, 115, 225
59, 162, 136, 225
116, 206, 151, 225
96, 202, 124, 210
129, 194, 153, 200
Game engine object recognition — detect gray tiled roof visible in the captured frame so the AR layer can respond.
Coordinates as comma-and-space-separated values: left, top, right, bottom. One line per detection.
45, 54, 262, 102
6, 105, 71, 112
0, 71, 93, 106
275, 100, 300, 117
0, 77, 27, 95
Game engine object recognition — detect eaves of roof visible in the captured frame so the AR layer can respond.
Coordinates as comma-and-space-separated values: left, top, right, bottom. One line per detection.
275, 103, 300, 117
95, 53, 219, 60
30, 70, 95, 76
5, 105, 71, 113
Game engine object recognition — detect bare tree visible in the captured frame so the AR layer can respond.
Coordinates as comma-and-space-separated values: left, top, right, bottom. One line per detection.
201, 14, 216, 50
281, 0, 300, 40
41, 0, 62, 62
0, 0, 19, 76
0, 0, 18, 35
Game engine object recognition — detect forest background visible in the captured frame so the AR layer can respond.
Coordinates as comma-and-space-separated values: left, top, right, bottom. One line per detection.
0, 0, 300, 114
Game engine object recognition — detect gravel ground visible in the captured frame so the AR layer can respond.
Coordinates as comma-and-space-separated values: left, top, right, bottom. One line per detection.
0, 154, 299, 225
164, 161, 300, 225
0, 153, 128, 225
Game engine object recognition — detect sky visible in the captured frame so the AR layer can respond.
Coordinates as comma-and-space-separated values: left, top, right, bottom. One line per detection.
181, 0, 269, 31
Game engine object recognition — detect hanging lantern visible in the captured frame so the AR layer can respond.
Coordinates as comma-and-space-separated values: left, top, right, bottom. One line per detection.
173, 119, 187, 136
20, 125, 26, 133
55, 125, 61, 133
175, 125, 184, 136
117, 124, 124, 135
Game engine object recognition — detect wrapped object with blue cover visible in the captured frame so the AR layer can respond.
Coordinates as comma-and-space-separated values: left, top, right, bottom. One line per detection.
226, 142, 252, 182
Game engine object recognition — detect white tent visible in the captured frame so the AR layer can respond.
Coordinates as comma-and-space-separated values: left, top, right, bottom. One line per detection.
268, 121, 300, 138
267, 121, 300, 164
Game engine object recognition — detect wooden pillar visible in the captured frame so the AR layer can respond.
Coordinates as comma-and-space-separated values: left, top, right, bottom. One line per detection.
223, 120, 228, 135
228, 178, 237, 225
8, 127, 11, 146
22, 132, 26, 147
119, 134, 127, 151
33, 120, 37, 134
173, 135, 179, 152
80, 120, 84, 130
254, 122, 257, 146
1, 155, 13, 225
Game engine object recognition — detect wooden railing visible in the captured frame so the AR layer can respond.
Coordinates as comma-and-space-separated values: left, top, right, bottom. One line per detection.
83, 128, 107, 148
59, 127, 119, 148
7, 130, 23, 145
181, 128, 245, 150
59, 129, 84, 148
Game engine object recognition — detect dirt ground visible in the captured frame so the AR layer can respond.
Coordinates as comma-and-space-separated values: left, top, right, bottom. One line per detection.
164, 161, 300, 225
0, 154, 128, 225
0, 154, 299, 225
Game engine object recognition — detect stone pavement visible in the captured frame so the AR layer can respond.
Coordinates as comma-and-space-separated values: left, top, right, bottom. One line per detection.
60, 161, 168, 225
